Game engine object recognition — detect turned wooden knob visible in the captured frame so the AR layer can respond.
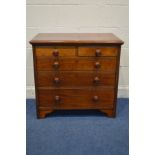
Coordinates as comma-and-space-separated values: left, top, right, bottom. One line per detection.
54, 96, 60, 102
53, 61, 59, 69
93, 77, 100, 83
53, 77, 60, 84
53, 49, 59, 57
94, 62, 100, 68
95, 49, 101, 56
93, 96, 99, 102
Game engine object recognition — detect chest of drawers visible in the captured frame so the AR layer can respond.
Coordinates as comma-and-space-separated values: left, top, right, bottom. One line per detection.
30, 33, 124, 119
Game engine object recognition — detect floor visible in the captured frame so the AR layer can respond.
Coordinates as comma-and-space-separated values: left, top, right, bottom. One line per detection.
26, 98, 129, 155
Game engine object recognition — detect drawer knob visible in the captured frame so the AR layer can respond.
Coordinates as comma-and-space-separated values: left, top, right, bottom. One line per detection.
53, 49, 59, 57
55, 96, 60, 102
54, 77, 60, 84
93, 96, 99, 102
93, 77, 100, 83
95, 49, 101, 56
53, 61, 59, 69
95, 62, 100, 68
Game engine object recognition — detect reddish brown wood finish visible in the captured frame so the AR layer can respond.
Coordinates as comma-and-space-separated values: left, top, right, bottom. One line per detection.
30, 33, 124, 119
100, 109, 116, 117
78, 46, 118, 56
37, 71, 116, 87
38, 88, 115, 109
38, 109, 54, 119
36, 57, 117, 71
30, 33, 124, 45
36, 46, 76, 57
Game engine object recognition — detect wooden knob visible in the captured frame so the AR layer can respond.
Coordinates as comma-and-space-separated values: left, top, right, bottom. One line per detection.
94, 62, 100, 68
93, 96, 99, 102
54, 77, 60, 84
93, 77, 100, 83
55, 96, 60, 102
53, 49, 59, 57
53, 61, 59, 69
95, 49, 101, 56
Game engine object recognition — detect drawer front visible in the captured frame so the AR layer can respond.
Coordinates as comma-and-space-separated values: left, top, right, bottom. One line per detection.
78, 47, 118, 57
36, 57, 117, 72
38, 89, 114, 109
37, 71, 115, 87
35, 46, 76, 57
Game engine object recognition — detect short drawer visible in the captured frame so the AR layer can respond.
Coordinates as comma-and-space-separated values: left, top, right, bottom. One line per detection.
37, 71, 116, 87
38, 88, 114, 109
78, 46, 118, 57
35, 46, 76, 57
36, 57, 117, 72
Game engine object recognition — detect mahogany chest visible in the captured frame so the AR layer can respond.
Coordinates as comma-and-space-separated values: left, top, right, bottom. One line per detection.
30, 33, 124, 118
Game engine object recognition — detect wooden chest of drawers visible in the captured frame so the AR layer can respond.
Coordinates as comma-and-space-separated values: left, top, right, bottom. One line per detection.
30, 33, 124, 119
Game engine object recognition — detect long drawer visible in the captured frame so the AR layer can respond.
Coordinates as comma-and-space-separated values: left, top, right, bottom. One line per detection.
38, 88, 115, 109
36, 57, 117, 71
37, 71, 116, 87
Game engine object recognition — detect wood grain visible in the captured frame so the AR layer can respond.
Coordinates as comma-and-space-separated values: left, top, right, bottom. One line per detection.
30, 33, 123, 118
78, 46, 118, 56
37, 71, 116, 87
38, 88, 115, 109
36, 57, 117, 71
36, 46, 76, 57
30, 33, 124, 45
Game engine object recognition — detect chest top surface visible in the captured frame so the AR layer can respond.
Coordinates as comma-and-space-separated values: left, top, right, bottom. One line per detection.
30, 33, 124, 45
